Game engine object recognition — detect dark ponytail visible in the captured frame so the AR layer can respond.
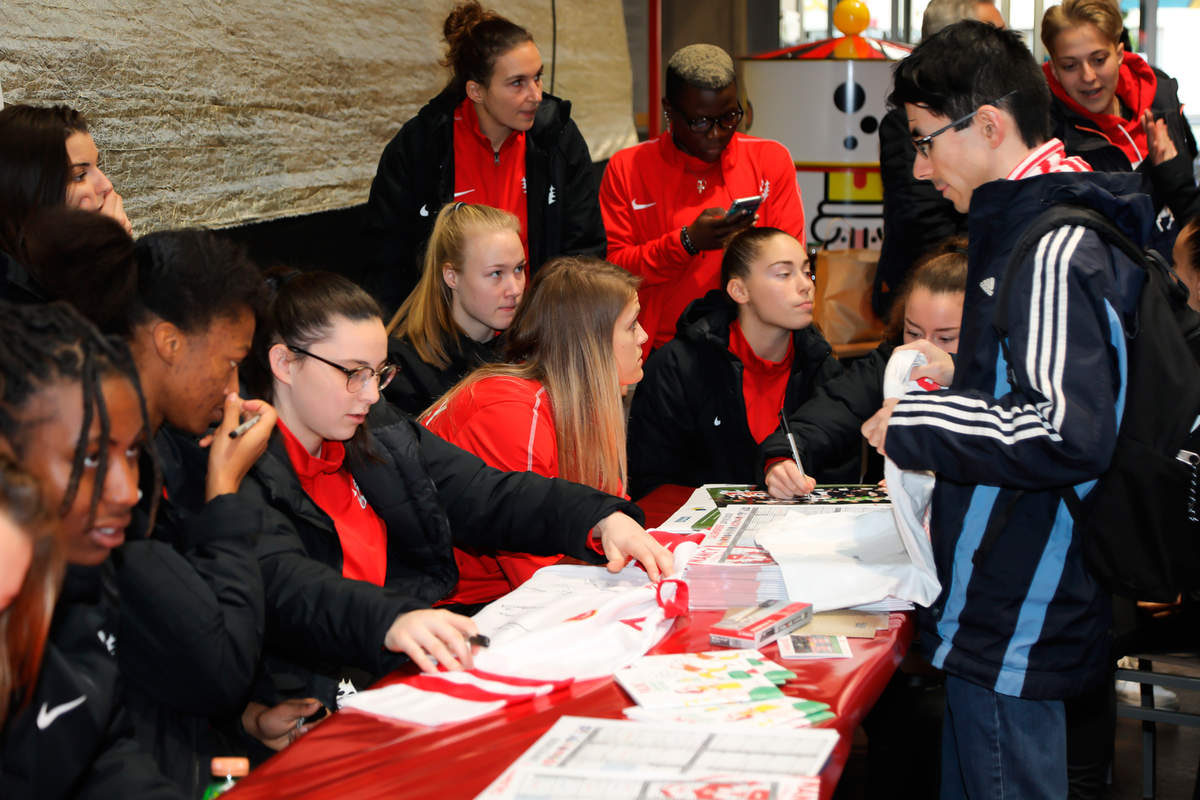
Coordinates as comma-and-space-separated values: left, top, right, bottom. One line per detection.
441, 1, 533, 95
245, 269, 382, 403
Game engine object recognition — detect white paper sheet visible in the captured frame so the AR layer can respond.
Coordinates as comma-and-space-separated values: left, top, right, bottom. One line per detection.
756, 507, 941, 612
475, 715, 837, 799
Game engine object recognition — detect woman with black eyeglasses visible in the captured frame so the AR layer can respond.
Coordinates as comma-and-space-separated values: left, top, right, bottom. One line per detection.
600, 43, 808, 357
237, 270, 672, 711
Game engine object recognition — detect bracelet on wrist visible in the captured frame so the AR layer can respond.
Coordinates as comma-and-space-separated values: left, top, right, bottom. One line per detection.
680, 225, 699, 256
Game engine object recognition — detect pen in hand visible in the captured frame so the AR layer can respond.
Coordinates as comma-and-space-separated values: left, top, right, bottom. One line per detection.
777, 409, 807, 483
229, 414, 263, 439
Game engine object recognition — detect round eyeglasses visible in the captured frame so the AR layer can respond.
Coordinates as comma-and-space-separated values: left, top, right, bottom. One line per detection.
287, 345, 397, 393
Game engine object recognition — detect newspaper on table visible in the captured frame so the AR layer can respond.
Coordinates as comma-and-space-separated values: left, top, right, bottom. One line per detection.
475, 715, 834, 800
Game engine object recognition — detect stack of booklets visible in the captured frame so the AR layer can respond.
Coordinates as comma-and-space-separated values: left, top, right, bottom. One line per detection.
614, 649, 835, 729
685, 506, 789, 609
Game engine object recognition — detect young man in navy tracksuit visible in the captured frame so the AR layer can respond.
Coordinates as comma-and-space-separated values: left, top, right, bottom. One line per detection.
862, 22, 1153, 798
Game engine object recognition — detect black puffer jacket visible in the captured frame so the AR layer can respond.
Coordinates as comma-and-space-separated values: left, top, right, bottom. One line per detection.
241, 405, 642, 708
628, 290, 848, 499
0, 565, 181, 800
114, 428, 266, 797
383, 331, 502, 416
1050, 66, 1200, 226
760, 340, 895, 479
362, 88, 606, 314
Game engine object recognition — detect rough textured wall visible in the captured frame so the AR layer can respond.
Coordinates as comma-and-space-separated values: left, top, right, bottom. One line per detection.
0, 0, 636, 233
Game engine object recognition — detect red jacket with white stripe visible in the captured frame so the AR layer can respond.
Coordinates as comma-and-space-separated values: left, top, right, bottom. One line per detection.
423, 376, 564, 604
600, 132, 806, 352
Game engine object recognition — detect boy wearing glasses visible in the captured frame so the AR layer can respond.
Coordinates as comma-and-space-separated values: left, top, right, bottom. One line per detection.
860, 21, 1152, 798
599, 43, 806, 356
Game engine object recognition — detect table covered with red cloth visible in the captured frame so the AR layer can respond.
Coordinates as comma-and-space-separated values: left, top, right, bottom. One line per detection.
228, 485, 915, 799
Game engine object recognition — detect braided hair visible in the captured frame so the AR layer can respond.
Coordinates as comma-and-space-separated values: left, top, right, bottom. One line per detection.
0, 453, 61, 726
0, 300, 160, 529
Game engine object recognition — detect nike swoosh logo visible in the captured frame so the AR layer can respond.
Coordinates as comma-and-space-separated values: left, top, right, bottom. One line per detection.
37, 695, 87, 730
453, 189, 475, 198
631, 200, 656, 210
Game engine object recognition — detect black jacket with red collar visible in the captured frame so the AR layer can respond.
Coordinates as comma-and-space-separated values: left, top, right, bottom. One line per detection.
1047, 60, 1200, 225
627, 290, 849, 499
362, 87, 606, 314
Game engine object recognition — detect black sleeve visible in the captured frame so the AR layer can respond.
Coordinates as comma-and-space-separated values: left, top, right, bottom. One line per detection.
115, 494, 265, 717
361, 121, 434, 315
761, 345, 889, 476
76, 720, 184, 800
243, 482, 425, 677
557, 119, 607, 259
413, 424, 642, 557
1148, 151, 1200, 226
874, 107, 967, 318
627, 344, 700, 500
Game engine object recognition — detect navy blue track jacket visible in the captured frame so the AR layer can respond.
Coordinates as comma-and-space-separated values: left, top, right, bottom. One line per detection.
886, 170, 1152, 699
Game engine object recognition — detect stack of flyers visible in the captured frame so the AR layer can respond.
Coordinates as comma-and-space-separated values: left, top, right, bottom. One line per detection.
778, 634, 854, 660
623, 696, 835, 728
614, 649, 795, 710
684, 506, 789, 609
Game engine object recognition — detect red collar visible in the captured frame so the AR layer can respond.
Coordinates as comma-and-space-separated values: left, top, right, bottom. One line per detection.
278, 418, 345, 479
457, 97, 522, 156
729, 319, 793, 375
1042, 53, 1157, 163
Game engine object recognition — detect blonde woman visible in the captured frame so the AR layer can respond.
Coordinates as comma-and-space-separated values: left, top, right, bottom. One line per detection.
423, 256, 647, 605
385, 202, 525, 414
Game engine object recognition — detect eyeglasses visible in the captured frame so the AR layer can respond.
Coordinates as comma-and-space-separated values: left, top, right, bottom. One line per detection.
287, 345, 397, 393
675, 104, 744, 134
910, 91, 1017, 159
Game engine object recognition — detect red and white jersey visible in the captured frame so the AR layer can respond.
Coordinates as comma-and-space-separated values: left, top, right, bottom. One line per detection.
1005, 138, 1092, 180
600, 132, 806, 353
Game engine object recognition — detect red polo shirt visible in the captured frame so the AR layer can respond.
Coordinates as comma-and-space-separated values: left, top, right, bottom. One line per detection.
278, 420, 388, 586
453, 98, 529, 259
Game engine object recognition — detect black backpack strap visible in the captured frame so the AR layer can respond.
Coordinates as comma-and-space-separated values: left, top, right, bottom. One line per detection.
988, 205, 1143, 529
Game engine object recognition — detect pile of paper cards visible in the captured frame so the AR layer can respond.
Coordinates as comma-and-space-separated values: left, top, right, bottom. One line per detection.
614, 649, 835, 728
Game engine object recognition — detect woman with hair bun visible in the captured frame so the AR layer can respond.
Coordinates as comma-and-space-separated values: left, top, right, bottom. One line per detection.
362, 0, 604, 313
423, 255, 646, 604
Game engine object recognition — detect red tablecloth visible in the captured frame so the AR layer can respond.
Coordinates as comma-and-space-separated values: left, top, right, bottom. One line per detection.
229, 486, 914, 799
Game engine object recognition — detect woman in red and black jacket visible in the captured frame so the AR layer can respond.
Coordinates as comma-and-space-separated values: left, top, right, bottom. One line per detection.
1042, 0, 1200, 224
239, 271, 671, 711
361, 1, 604, 315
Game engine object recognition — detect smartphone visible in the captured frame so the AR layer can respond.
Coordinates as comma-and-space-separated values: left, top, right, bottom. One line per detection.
302, 705, 330, 726
725, 194, 763, 220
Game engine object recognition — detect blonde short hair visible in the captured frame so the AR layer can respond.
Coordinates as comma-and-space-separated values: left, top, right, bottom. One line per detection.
1041, 0, 1123, 53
